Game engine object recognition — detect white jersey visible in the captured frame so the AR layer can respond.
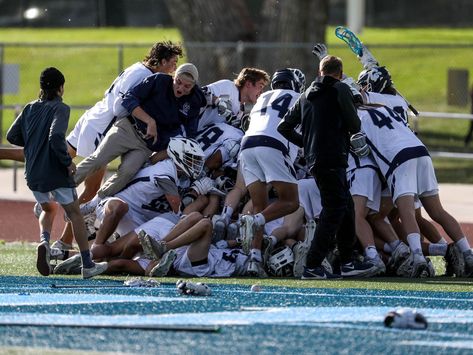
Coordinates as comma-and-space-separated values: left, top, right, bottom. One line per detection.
115, 158, 179, 222
359, 106, 429, 181
173, 245, 249, 277
198, 80, 241, 130
67, 62, 153, 157
244, 89, 300, 162
365, 92, 410, 124
196, 122, 243, 167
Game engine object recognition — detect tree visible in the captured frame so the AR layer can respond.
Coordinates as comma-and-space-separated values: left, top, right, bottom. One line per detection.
164, 0, 329, 84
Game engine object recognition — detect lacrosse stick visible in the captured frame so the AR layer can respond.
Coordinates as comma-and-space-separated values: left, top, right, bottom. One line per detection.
335, 26, 419, 116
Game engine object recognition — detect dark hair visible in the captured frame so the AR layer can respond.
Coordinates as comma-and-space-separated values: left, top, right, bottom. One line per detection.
39, 67, 65, 100
320, 56, 343, 77
143, 41, 183, 67
234, 67, 270, 89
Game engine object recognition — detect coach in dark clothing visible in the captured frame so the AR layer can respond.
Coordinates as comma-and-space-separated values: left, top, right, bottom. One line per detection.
278, 55, 375, 279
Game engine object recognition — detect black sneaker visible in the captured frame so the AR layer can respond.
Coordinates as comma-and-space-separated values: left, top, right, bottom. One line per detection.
341, 260, 378, 278
301, 265, 341, 280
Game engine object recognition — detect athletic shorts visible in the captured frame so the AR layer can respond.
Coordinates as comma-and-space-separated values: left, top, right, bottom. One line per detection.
239, 146, 297, 186
33, 187, 78, 206
388, 156, 439, 203
348, 167, 382, 212
297, 178, 322, 221
134, 215, 176, 241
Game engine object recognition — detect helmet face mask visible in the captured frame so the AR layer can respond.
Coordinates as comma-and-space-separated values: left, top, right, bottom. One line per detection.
167, 137, 205, 179
270, 68, 305, 94
267, 246, 295, 277
357, 66, 392, 93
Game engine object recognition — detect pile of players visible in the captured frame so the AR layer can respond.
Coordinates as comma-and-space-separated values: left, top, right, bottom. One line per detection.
6, 39, 473, 280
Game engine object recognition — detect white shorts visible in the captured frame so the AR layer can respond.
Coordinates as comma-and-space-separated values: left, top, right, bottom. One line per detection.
297, 178, 322, 221
388, 156, 438, 203
239, 146, 297, 186
264, 217, 284, 236
348, 167, 382, 212
174, 246, 249, 277
134, 214, 176, 241
67, 113, 115, 158
95, 197, 147, 237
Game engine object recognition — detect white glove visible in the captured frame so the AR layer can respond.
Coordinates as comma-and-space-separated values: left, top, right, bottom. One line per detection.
215, 96, 233, 121
358, 44, 379, 70
312, 43, 328, 61
191, 177, 215, 195
216, 240, 229, 249
350, 132, 371, 157
176, 280, 212, 296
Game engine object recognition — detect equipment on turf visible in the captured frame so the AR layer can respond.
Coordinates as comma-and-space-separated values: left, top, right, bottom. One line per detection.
384, 308, 428, 329
270, 68, 304, 94
0, 319, 219, 332
167, 137, 205, 179
267, 246, 295, 277
335, 26, 419, 116
176, 280, 212, 296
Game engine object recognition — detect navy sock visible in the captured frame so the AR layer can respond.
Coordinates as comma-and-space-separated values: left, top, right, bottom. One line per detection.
80, 250, 95, 268
40, 231, 50, 243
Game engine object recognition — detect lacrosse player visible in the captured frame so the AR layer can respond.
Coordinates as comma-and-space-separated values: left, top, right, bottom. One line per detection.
237, 68, 306, 277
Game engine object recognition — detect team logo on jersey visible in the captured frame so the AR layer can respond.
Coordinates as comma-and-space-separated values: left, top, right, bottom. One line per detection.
180, 102, 191, 116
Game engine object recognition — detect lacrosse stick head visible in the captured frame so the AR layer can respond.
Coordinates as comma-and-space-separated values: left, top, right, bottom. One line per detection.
335, 26, 363, 56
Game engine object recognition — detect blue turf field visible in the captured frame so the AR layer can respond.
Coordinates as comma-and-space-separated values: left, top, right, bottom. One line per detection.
1, 276, 473, 354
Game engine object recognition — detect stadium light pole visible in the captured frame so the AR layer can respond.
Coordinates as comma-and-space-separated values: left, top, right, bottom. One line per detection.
347, 0, 365, 34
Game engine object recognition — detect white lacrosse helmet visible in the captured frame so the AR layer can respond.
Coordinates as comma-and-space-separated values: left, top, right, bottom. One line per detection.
167, 137, 205, 179
267, 246, 295, 277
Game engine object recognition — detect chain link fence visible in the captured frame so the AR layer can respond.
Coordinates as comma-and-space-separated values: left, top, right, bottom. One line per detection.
1, 41, 473, 152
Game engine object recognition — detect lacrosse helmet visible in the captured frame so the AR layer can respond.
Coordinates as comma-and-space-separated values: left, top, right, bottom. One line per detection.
267, 246, 295, 277
289, 68, 306, 93
167, 137, 205, 179
215, 175, 235, 194
271, 68, 304, 94
357, 66, 393, 93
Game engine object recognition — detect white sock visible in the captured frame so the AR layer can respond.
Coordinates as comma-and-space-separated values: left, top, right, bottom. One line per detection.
428, 243, 448, 256
437, 237, 448, 244
222, 206, 233, 224
254, 213, 266, 227
406, 233, 423, 255
250, 248, 262, 262
268, 235, 278, 247
365, 246, 378, 260
455, 237, 471, 253
389, 240, 401, 251
383, 243, 393, 254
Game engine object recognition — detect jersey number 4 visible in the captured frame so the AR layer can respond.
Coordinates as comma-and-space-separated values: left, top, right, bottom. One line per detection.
260, 93, 293, 118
